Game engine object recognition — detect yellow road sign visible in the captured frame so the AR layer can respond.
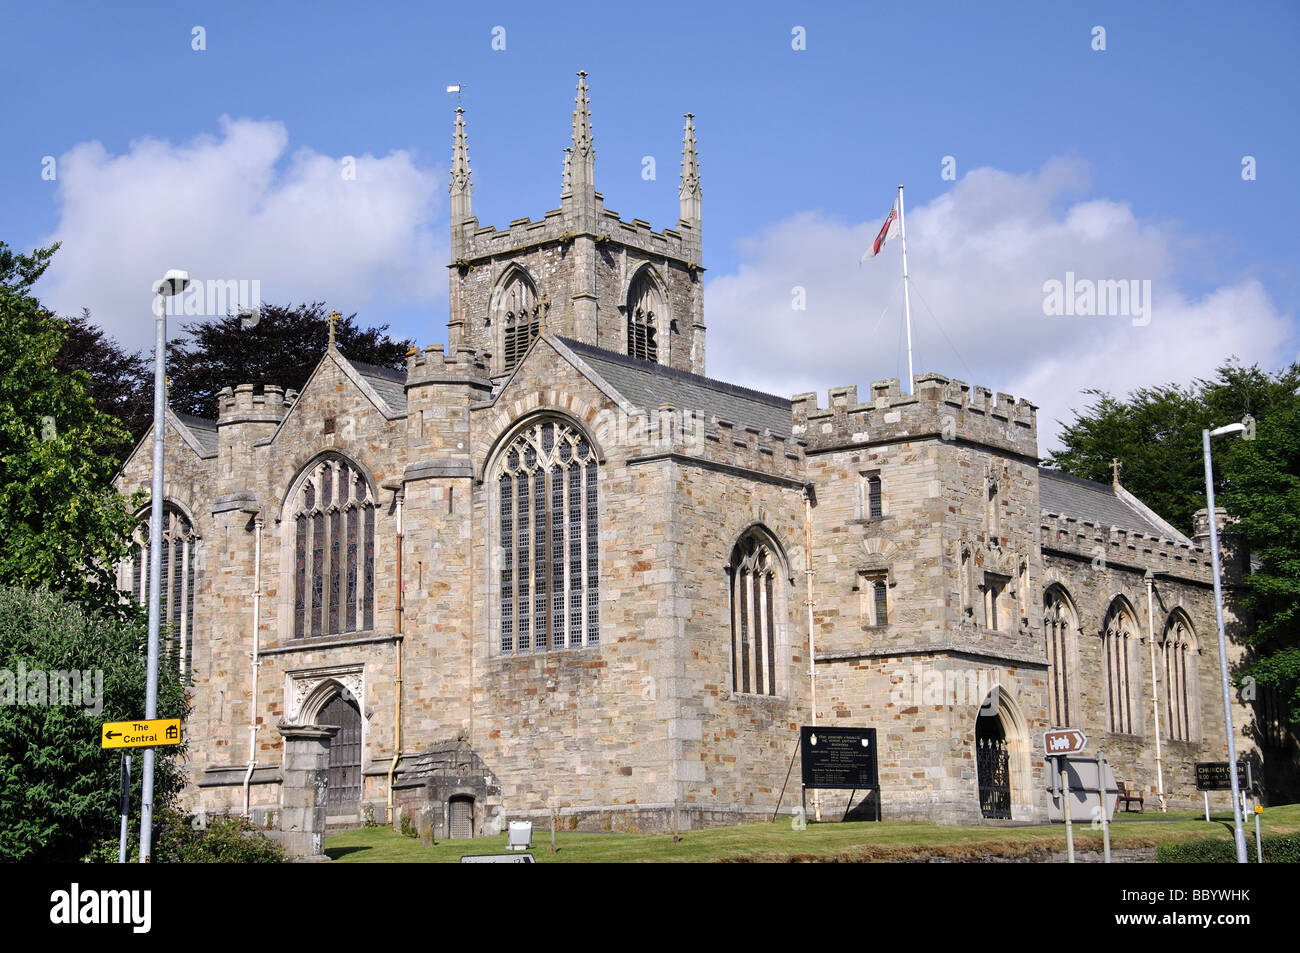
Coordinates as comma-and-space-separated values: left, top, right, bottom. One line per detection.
101, 719, 181, 749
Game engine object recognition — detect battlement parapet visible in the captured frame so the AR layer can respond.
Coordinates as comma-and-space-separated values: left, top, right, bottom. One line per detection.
791, 372, 1037, 457
217, 383, 293, 425
455, 196, 699, 266
405, 343, 493, 386
604, 404, 804, 475
1040, 512, 1212, 582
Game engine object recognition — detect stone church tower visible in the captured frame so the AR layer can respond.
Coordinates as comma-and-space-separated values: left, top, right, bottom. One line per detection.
112, 74, 1286, 852
446, 72, 706, 377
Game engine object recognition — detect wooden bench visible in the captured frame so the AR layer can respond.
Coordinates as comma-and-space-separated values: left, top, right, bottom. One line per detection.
1116, 779, 1143, 813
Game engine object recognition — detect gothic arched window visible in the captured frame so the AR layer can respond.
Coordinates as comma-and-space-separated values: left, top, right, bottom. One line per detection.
122, 504, 200, 674
290, 455, 375, 639
626, 269, 665, 363
728, 529, 788, 696
1043, 586, 1077, 727
496, 270, 545, 374
1102, 600, 1139, 734
495, 420, 599, 654
1162, 611, 1198, 742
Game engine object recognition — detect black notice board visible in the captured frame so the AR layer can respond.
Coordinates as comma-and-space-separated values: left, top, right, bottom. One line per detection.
800, 726, 878, 790
1195, 762, 1248, 791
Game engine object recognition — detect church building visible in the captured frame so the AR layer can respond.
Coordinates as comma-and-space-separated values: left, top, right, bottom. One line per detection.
114, 74, 1287, 843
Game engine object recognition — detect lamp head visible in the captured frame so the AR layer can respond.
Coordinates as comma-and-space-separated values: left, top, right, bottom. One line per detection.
152, 269, 190, 297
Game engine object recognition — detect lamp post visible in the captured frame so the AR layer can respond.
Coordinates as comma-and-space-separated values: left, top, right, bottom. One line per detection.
1202, 421, 1249, 864
140, 269, 189, 863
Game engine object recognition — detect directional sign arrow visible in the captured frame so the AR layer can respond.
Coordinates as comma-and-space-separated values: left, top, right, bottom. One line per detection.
100, 718, 181, 750
104, 730, 122, 741
1043, 728, 1088, 755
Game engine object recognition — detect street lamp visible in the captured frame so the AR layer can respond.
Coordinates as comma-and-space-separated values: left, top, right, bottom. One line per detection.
140, 269, 189, 863
1202, 420, 1249, 863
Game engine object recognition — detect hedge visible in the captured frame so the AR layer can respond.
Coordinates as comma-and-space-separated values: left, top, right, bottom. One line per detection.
1157, 833, 1300, 863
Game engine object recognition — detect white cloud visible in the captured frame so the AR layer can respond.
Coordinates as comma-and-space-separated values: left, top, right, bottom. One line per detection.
704, 158, 1296, 450
38, 116, 444, 350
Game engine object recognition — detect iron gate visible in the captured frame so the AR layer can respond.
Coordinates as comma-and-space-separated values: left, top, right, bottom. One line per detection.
975, 716, 1011, 819
320, 694, 362, 811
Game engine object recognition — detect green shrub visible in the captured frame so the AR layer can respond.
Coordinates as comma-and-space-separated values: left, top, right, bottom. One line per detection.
1157, 833, 1300, 863
89, 807, 284, 863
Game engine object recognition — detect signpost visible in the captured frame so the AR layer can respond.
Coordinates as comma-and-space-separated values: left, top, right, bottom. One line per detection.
1195, 762, 1249, 822
101, 719, 182, 750
1043, 728, 1087, 755
102, 718, 180, 863
799, 726, 879, 822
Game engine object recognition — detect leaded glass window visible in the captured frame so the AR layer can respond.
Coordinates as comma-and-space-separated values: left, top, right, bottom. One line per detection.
728, 529, 786, 696
496, 420, 599, 654
121, 504, 200, 674
290, 456, 376, 638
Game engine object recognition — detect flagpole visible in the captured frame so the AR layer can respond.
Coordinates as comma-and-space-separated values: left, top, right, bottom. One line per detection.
898, 184, 914, 395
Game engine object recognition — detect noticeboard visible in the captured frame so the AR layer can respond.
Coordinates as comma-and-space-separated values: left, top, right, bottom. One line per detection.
800, 726, 878, 790
1195, 762, 1247, 791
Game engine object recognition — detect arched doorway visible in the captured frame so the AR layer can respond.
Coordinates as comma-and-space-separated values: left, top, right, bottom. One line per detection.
318, 693, 362, 814
973, 685, 1032, 820
448, 796, 475, 839
975, 712, 1011, 819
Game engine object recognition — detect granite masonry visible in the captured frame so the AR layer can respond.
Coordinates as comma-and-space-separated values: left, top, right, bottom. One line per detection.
114, 75, 1294, 850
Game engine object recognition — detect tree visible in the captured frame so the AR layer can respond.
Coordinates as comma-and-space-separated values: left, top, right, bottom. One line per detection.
1045, 361, 1300, 534
1047, 358, 1300, 729
1222, 397, 1300, 730
0, 585, 189, 861
0, 241, 140, 614
53, 309, 152, 446
166, 302, 413, 419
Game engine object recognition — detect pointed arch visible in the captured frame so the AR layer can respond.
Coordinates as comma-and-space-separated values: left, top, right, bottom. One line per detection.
490, 416, 600, 654
490, 265, 546, 374
283, 452, 377, 639
973, 684, 1033, 820
121, 500, 201, 675
625, 264, 669, 364
1102, 596, 1141, 735
1042, 584, 1080, 728
726, 525, 792, 697
1161, 608, 1199, 742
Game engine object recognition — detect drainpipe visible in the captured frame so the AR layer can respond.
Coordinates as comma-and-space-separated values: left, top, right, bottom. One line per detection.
1145, 571, 1167, 812
802, 484, 821, 822
242, 513, 264, 818
387, 489, 404, 824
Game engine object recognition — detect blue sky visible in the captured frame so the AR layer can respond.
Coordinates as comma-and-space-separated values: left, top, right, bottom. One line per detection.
2, 1, 1297, 444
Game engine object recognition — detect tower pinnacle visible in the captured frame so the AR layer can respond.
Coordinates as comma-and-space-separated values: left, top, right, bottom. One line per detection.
450, 106, 473, 227
678, 113, 701, 236
565, 70, 595, 207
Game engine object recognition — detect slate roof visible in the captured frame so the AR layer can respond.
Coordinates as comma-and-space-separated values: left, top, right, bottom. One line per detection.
557, 337, 793, 437
173, 412, 218, 456
1038, 468, 1178, 540
347, 357, 408, 414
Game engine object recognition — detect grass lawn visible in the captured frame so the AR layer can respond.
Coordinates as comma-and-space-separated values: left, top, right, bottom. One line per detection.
324, 803, 1300, 863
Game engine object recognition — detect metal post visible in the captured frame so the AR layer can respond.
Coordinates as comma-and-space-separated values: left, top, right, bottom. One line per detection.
1098, 750, 1111, 863
1202, 428, 1249, 863
1061, 760, 1075, 863
1204, 791, 1210, 822
118, 753, 131, 863
139, 297, 167, 864
1145, 573, 1167, 811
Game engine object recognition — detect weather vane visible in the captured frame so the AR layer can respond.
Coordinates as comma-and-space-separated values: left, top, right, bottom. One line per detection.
445, 82, 466, 107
